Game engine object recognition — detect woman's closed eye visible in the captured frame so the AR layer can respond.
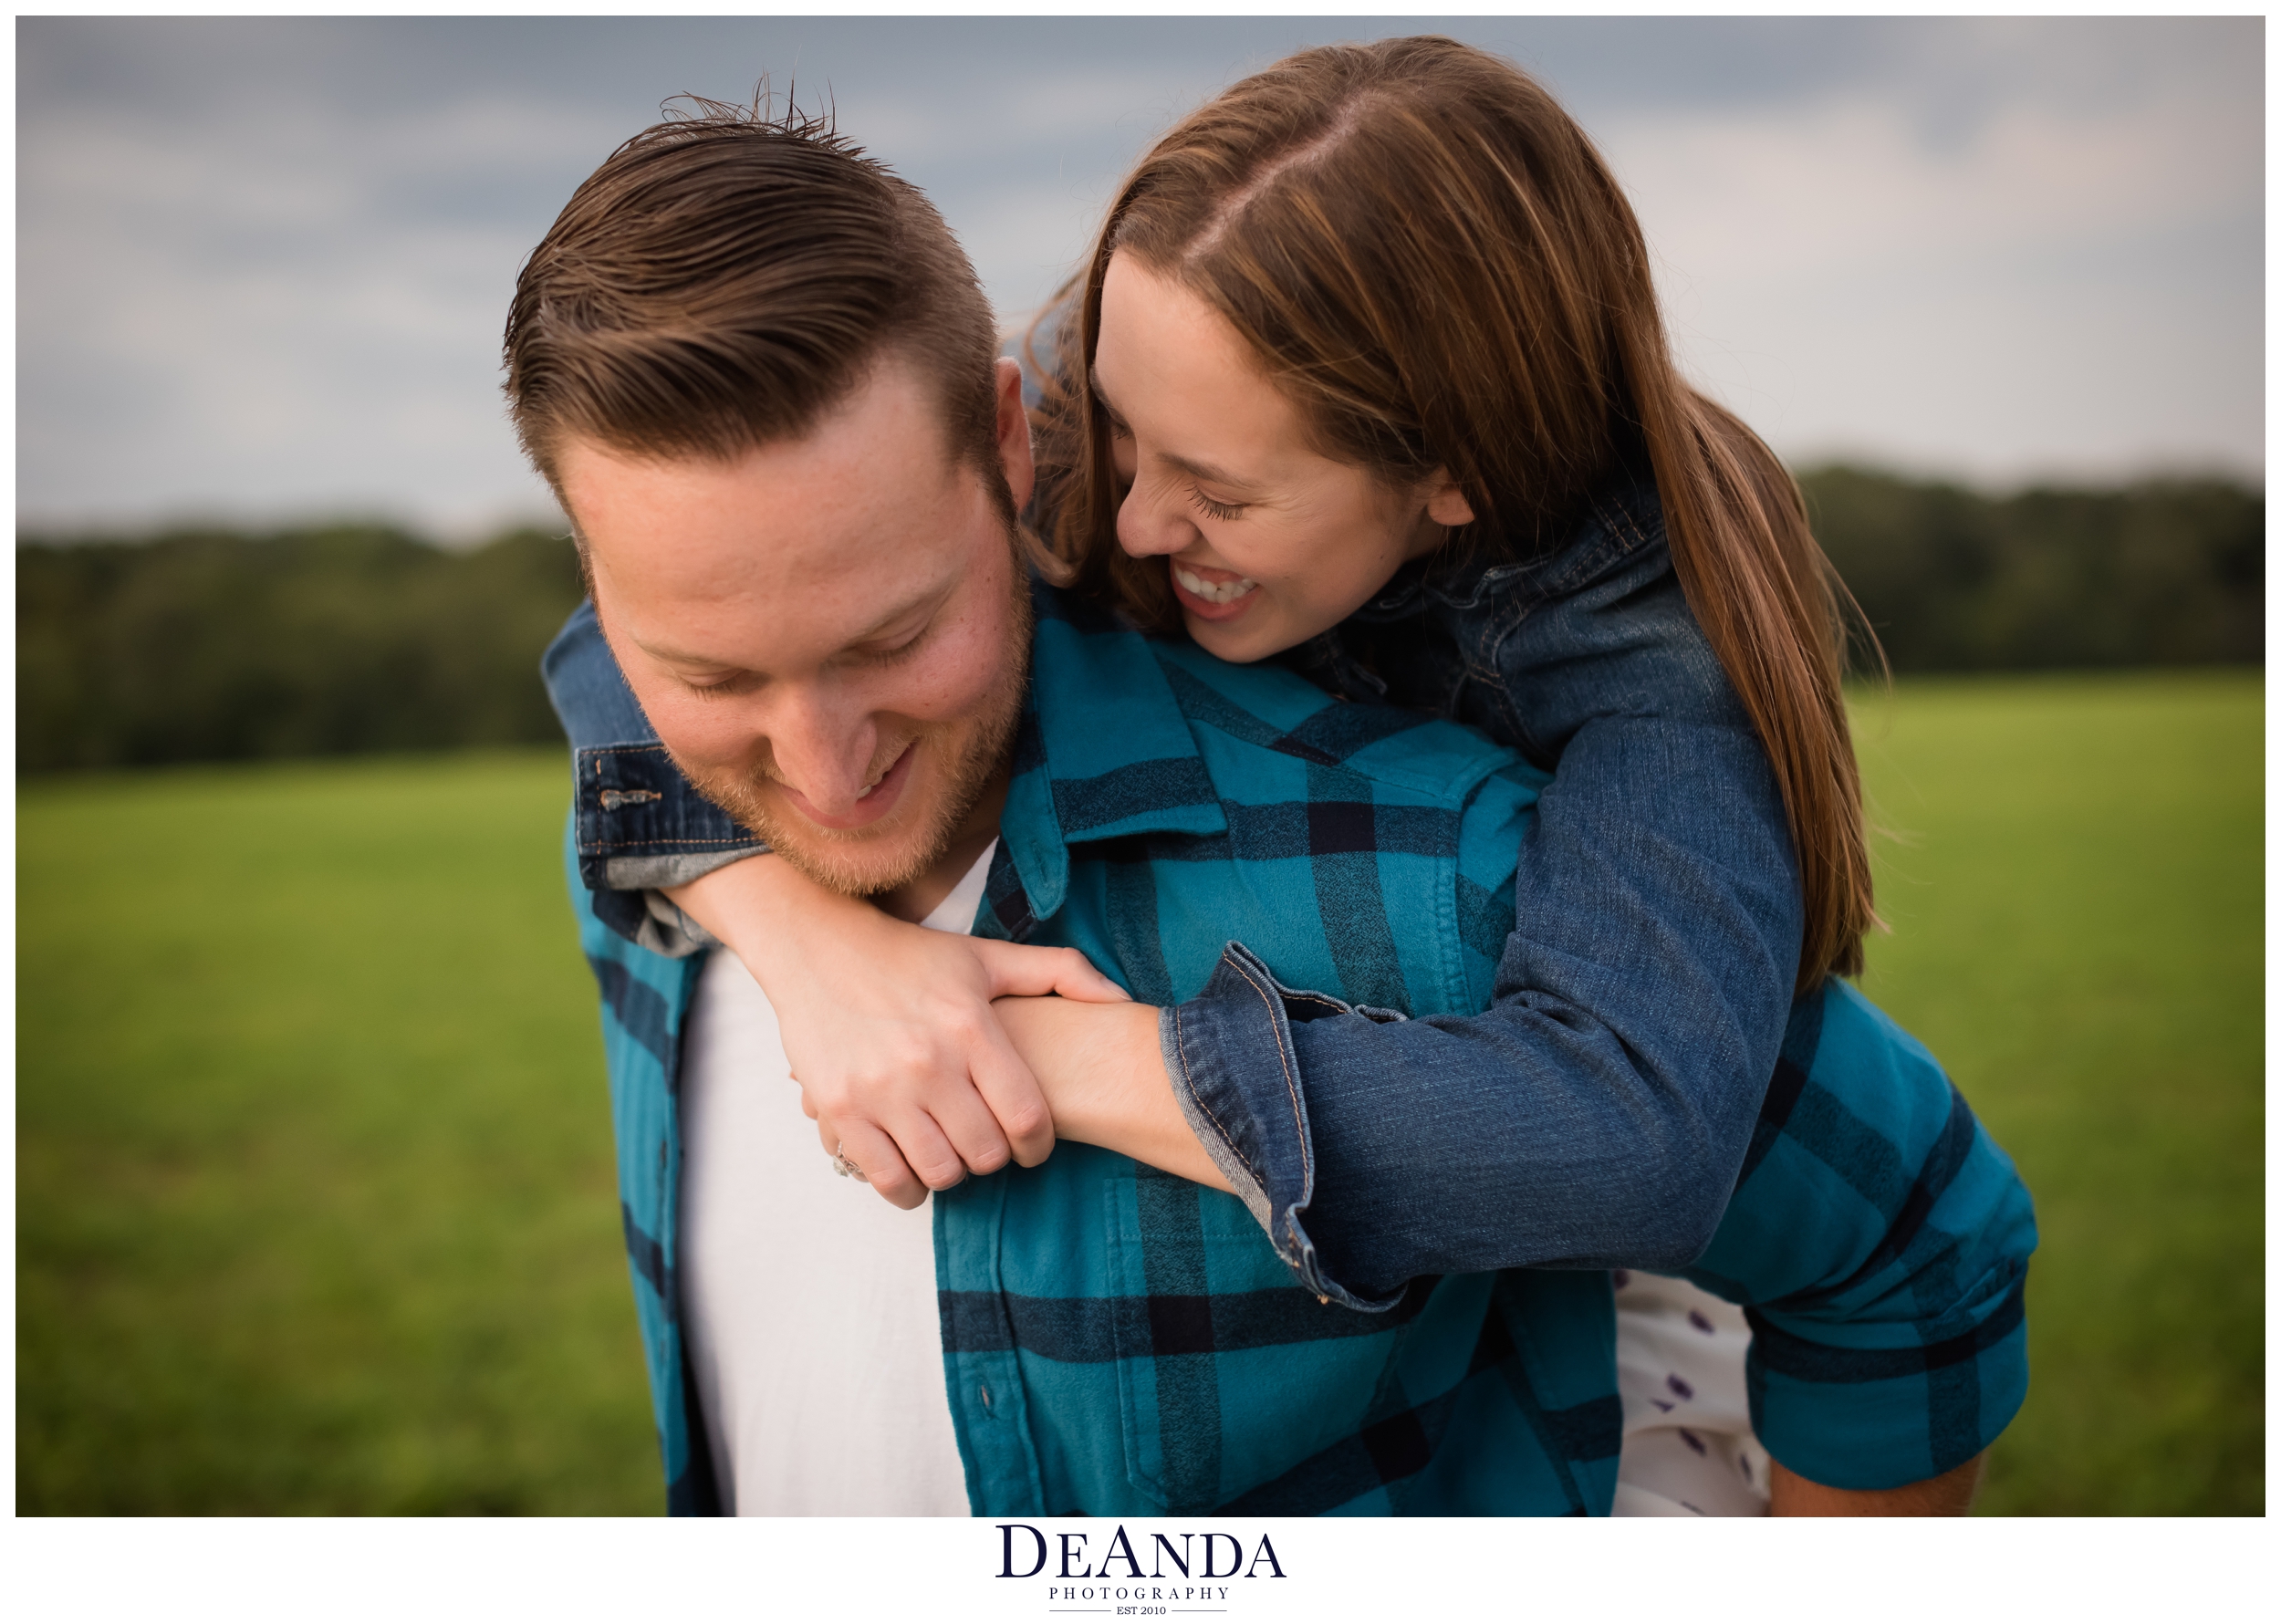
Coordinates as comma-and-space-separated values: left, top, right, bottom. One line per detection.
1190, 487, 1246, 522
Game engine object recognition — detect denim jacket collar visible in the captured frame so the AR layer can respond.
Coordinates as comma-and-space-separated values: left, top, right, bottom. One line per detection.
1276, 466, 1671, 713
1351, 463, 1665, 623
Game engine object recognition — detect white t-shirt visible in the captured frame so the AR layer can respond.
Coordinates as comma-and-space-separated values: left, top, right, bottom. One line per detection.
674, 841, 1764, 1516
677, 848, 991, 1516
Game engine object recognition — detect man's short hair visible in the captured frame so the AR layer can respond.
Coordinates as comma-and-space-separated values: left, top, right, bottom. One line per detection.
504, 101, 1002, 495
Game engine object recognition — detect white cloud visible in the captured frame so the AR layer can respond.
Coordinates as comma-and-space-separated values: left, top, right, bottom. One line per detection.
1594, 68, 2263, 484
16, 89, 603, 531
1604, 78, 2256, 283
15, 17, 2262, 536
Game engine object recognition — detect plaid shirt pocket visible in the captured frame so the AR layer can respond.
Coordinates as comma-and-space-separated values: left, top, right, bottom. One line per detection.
1103, 1172, 1396, 1512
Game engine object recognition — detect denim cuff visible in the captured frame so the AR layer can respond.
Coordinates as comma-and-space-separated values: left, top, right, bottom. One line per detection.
600, 890, 717, 960
1160, 942, 1409, 1314
573, 741, 766, 949
601, 851, 757, 892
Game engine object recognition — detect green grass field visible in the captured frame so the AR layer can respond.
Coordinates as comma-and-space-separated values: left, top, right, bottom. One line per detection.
1848, 670, 2263, 1515
16, 671, 2263, 1515
17, 752, 659, 1513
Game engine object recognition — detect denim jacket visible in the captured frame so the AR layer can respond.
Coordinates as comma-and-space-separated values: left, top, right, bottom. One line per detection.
560, 586, 2034, 1514
547, 470, 1801, 1303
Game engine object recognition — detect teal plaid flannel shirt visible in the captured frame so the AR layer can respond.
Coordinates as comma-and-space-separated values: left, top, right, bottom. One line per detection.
567, 586, 2035, 1515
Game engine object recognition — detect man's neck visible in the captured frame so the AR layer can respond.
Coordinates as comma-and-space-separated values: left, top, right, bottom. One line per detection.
872, 770, 1009, 924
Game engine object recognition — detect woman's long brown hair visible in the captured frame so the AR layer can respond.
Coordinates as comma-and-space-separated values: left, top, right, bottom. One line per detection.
1030, 36, 1876, 992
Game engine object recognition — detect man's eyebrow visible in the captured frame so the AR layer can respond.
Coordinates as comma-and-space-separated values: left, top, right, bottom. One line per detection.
1089, 366, 1258, 493
630, 631, 741, 668
636, 581, 950, 668
841, 582, 952, 645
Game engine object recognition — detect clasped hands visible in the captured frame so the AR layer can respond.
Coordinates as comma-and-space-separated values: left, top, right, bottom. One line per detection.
780, 913, 1139, 1209
665, 852, 1169, 1207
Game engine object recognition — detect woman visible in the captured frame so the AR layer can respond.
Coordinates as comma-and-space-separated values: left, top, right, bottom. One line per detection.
665, 35, 1859, 1282
558, 38, 2014, 1514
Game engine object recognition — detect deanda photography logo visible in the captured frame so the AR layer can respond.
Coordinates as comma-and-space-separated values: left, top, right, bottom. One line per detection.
996, 1523, 1286, 1612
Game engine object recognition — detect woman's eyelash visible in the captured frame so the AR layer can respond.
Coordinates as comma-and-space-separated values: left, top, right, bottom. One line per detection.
1191, 488, 1245, 522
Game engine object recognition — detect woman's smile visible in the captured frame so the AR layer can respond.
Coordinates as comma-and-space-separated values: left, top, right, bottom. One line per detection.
1169, 558, 1261, 616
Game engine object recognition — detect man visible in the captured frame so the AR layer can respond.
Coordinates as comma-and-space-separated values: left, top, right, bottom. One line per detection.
515, 108, 2033, 1515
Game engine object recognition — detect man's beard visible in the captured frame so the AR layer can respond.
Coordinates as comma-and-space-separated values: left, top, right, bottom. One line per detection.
674, 553, 1033, 900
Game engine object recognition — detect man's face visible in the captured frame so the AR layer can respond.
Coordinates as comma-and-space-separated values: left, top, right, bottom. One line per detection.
560, 356, 1036, 899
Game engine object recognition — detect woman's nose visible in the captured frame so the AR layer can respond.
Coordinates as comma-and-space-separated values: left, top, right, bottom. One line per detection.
1116, 476, 1196, 559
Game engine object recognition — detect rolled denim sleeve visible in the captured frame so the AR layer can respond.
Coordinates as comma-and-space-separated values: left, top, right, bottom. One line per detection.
1159, 944, 1412, 1312
1166, 502, 1803, 1298
542, 600, 765, 950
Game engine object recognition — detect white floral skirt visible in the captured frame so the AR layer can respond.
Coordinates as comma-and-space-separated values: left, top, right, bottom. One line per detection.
1610, 1270, 1771, 1516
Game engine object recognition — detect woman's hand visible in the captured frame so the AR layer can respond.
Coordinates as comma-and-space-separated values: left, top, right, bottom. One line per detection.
666, 855, 1130, 1210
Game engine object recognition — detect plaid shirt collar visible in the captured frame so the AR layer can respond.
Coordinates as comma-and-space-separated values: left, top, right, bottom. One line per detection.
995, 590, 1230, 931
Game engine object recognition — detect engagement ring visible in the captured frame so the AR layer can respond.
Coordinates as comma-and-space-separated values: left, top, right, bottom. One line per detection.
829, 1140, 868, 1182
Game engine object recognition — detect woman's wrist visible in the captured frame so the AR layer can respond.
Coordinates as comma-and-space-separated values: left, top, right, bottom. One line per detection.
665, 851, 873, 974
994, 996, 1230, 1192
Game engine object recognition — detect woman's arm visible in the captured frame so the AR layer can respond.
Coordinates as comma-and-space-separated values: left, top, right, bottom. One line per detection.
542, 600, 1131, 1210
551, 488, 1789, 1279
1149, 501, 1804, 1296
988, 994, 1229, 1193
664, 855, 1130, 1209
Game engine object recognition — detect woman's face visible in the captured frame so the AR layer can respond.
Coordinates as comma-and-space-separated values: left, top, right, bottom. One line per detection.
1090, 252, 1472, 664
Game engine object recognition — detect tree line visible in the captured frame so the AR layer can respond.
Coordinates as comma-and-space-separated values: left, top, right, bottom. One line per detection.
16, 467, 2263, 773
1805, 467, 2262, 674
17, 524, 587, 773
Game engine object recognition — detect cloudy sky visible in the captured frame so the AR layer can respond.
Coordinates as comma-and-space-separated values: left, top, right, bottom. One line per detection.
16, 16, 2264, 537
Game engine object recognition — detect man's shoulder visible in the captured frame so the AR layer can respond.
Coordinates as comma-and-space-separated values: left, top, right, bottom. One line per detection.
1158, 638, 1545, 807
1030, 583, 1547, 812
542, 599, 659, 749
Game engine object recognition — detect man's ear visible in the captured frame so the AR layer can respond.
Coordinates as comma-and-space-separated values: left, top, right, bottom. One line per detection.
995, 357, 1036, 513
1422, 470, 1475, 529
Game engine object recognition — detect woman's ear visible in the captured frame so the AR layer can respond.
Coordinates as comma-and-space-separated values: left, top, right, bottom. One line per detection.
1422, 471, 1475, 528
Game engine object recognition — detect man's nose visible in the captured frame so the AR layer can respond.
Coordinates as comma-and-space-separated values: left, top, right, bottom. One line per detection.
1116, 474, 1199, 559
763, 685, 881, 819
